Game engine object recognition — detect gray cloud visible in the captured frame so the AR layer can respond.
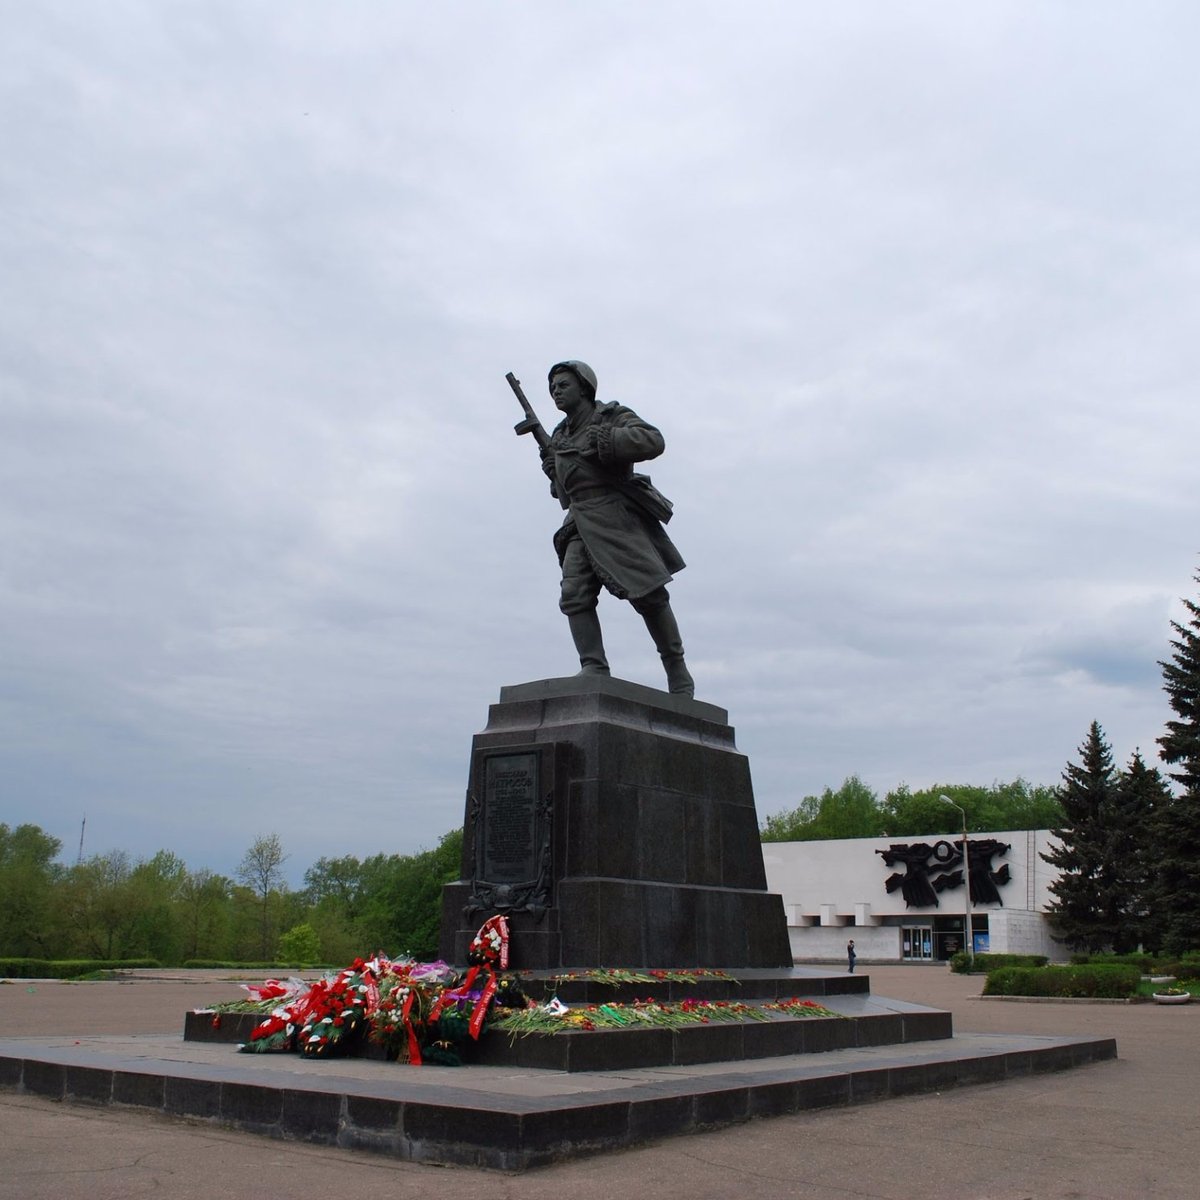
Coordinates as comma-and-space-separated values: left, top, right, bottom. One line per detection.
3, 2, 1198, 881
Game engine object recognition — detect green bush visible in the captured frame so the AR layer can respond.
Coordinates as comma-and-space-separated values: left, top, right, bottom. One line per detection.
1158, 960, 1200, 982
1069, 952, 1157, 971
0, 958, 161, 979
983, 963, 1140, 999
181, 959, 326, 970
950, 952, 1048, 974
276, 923, 321, 964
1167, 952, 1200, 977
1071, 952, 1200, 977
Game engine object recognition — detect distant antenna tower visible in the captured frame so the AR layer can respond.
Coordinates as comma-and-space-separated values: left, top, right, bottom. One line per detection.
77, 814, 86, 864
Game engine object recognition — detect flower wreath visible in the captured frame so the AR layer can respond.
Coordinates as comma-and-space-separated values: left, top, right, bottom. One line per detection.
238, 919, 512, 1062
428, 914, 509, 1039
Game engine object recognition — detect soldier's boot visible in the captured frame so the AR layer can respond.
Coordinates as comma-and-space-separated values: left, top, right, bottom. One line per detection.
641, 602, 695, 697
567, 609, 610, 676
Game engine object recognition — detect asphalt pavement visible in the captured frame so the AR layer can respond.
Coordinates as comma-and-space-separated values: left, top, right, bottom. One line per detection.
1, 964, 1194, 1199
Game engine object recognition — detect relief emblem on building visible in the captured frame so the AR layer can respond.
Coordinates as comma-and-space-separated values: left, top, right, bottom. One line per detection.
875, 838, 1011, 908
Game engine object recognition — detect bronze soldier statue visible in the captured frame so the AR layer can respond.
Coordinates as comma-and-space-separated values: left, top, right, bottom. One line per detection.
508, 361, 694, 697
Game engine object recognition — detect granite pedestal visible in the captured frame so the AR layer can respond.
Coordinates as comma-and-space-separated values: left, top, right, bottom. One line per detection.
439, 676, 792, 970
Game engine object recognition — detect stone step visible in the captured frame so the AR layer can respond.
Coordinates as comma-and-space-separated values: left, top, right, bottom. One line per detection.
186, 1005, 947, 1070
0, 1025, 1118, 1171
522, 968, 870, 1005
185, 986, 950, 1072
474, 1002, 951, 1072
183, 970, 888, 1063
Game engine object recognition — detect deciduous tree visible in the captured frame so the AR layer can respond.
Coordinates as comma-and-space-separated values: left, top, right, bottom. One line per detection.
0, 823, 63, 957
356, 829, 464, 959
237, 834, 288, 958
760, 776, 881, 841
177, 868, 231, 960
59, 851, 137, 958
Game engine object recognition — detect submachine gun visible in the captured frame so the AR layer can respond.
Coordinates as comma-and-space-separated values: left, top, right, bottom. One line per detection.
505, 371, 551, 452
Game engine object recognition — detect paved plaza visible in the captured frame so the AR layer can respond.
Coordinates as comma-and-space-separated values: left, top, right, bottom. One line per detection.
1, 963, 1195, 1199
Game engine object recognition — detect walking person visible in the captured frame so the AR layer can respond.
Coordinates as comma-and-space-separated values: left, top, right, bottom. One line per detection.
847, 939, 857, 974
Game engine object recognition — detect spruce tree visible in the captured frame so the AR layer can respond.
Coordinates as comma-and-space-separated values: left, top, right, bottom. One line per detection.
1116, 750, 1172, 952
1042, 721, 1121, 953
1155, 571, 1200, 953
1159, 574, 1200, 792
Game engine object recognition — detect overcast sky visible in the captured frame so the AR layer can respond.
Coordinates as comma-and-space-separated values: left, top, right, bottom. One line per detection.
3, 2, 1198, 885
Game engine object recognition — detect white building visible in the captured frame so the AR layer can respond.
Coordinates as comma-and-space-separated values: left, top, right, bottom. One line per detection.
762, 828, 1065, 963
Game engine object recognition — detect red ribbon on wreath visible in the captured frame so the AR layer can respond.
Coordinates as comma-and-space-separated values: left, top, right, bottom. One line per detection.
401, 986, 422, 1065
428, 915, 510, 1040
363, 972, 381, 1013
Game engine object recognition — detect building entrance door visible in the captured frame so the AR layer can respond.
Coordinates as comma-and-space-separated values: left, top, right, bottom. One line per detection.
902, 926, 933, 960
935, 931, 963, 959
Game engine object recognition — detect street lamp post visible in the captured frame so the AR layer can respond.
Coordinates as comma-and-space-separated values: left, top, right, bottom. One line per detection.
940, 795, 973, 961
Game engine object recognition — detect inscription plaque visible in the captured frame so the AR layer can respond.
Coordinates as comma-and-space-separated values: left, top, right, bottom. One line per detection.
482, 753, 539, 884
465, 743, 556, 918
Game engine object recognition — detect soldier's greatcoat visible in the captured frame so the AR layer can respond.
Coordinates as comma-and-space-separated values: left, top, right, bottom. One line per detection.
541, 401, 685, 602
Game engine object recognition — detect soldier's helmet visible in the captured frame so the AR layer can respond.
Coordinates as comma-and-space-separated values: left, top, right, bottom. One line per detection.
548, 360, 598, 399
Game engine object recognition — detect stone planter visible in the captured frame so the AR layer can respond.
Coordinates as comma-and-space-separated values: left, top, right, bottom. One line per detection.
1152, 992, 1191, 1005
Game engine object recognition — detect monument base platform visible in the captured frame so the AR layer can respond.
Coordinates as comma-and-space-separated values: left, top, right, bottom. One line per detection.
4, 980, 1116, 1171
